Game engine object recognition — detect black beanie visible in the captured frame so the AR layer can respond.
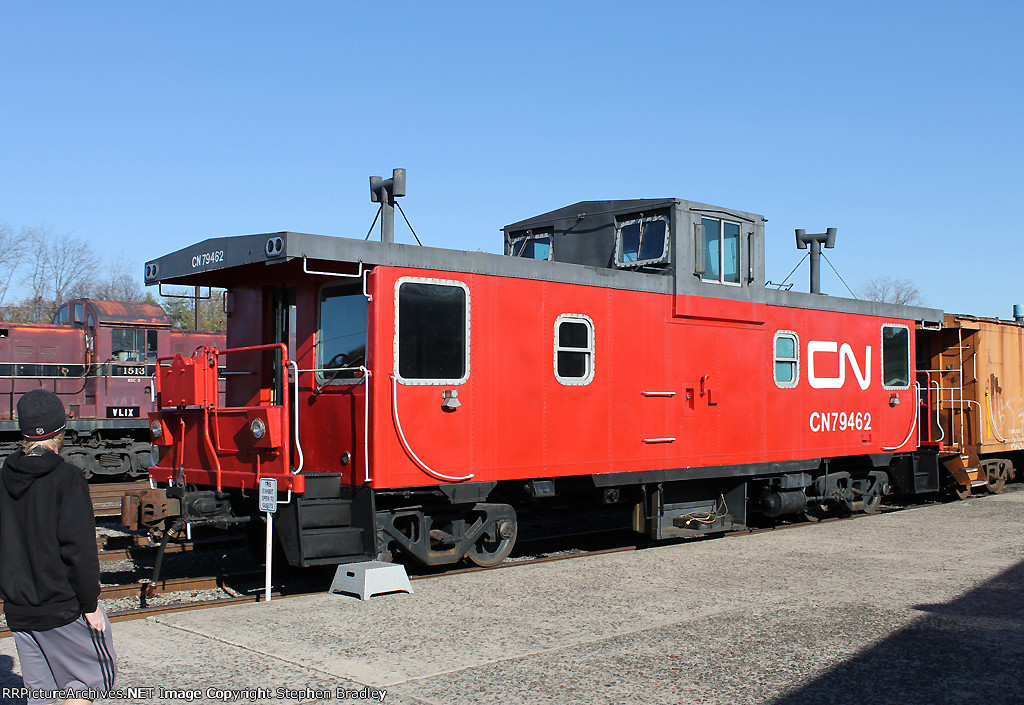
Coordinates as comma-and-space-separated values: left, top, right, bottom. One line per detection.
17, 389, 67, 440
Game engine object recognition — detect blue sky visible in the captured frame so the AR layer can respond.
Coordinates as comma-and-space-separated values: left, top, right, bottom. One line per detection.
1, 1, 1021, 317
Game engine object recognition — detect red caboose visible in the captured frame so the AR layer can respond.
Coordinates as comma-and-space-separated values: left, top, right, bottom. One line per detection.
141, 197, 943, 567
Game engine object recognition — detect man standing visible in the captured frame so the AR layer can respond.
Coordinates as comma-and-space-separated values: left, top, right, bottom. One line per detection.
0, 389, 116, 704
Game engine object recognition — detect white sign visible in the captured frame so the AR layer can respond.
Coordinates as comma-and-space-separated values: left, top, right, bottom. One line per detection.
259, 478, 278, 513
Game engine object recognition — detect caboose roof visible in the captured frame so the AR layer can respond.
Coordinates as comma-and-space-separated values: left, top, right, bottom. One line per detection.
504, 199, 687, 231
145, 197, 943, 327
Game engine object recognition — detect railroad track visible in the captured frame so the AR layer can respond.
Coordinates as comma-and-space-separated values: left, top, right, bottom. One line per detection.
2, 487, 1014, 640
90, 480, 148, 519
96, 534, 246, 563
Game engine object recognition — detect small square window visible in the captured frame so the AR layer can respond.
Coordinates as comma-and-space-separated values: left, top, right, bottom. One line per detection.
774, 331, 799, 388
554, 314, 594, 385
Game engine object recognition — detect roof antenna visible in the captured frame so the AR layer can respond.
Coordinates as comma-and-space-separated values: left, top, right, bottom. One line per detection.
369, 169, 406, 244
795, 227, 837, 295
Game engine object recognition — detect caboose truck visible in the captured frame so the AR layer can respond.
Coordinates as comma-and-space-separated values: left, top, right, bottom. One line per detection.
136, 186, 948, 569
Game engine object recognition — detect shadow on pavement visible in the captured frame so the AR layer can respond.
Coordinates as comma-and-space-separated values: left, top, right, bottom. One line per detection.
771, 559, 1024, 705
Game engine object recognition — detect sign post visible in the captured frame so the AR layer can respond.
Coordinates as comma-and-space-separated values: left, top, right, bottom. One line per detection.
258, 477, 278, 603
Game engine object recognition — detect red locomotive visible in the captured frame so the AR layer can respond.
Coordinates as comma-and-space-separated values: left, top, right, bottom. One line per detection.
134, 185, 1021, 570
0, 299, 224, 478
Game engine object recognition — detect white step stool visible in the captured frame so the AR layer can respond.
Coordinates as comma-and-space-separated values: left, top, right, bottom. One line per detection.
329, 561, 413, 600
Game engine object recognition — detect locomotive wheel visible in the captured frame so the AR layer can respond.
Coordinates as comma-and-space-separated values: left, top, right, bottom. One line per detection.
466, 518, 518, 567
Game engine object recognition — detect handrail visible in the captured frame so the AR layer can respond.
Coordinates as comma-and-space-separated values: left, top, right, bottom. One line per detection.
361, 367, 371, 483
157, 343, 293, 480
390, 374, 473, 482
985, 390, 1019, 444
288, 360, 303, 473
882, 383, 920, 451
930, 379, 944, 443
201, 406, 224, 491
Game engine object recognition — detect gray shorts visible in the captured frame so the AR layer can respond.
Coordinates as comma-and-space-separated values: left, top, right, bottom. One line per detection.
12, 609, 117, 705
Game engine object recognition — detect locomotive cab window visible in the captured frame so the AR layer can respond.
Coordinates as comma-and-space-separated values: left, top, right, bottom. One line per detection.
317, 283, 368, 383
697, 217, 741, 285
881, 324, 910, 389
396, 279, 469, 384
615, 215, 669, 268
773, 331, 799, 388
554, 314, 595, 385
110, 328, 158, 362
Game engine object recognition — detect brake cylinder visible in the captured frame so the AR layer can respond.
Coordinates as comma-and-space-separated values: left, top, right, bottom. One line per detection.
760, 489, 807, 518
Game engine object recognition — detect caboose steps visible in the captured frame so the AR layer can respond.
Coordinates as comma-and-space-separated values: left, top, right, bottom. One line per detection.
275, 473, 375, 567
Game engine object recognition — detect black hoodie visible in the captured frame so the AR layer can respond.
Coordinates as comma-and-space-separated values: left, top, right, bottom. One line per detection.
0, 449, 100, 631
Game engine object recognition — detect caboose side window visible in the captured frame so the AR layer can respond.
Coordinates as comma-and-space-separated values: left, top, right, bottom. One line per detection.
554, 314, 594, 385
881, 324, 910, 389
396, 279, 469, 384
510, 234, 552, 261
317, 283, 368, 383
615, 216, 669, 267
773, 331, 799, 388
699, 218, 741, 285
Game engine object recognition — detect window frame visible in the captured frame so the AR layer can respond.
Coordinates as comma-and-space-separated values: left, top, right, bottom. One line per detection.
614, 215, 670, 268
880, 323, 911, 391
553, 313, 595, 386
394, 276, 471, 386
773, 330, 800, 389
698, 217, 742, 287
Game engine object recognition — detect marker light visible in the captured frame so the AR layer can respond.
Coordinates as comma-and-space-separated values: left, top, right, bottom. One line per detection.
150, 420, 162, 439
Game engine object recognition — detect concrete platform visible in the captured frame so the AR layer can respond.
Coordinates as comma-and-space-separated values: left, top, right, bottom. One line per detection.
3, 490, 1024, 705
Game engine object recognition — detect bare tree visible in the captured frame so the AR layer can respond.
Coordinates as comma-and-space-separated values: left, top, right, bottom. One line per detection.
859, 275, 923, 306
84, 258, 145, 301
0, 222, 24, 307
6, 226, 100, 322
46, 233, 100, 307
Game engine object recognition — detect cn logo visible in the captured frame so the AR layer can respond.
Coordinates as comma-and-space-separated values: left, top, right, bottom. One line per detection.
807, 341, 871, 390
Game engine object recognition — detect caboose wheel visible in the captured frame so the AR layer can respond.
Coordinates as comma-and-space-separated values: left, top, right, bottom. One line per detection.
984, 460, 1009, 494
862, 486, 883, 514
375, 530, 395, 563
466, 517, 517, 567
953, 484, 971, 500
